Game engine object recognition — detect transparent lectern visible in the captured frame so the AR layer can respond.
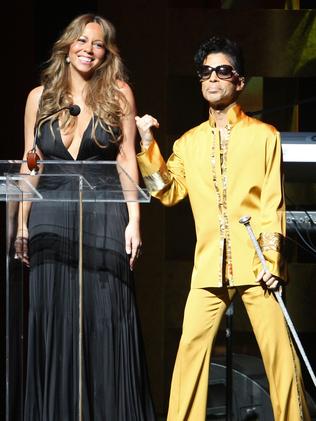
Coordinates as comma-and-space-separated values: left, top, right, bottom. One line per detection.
1, 160, 150, 421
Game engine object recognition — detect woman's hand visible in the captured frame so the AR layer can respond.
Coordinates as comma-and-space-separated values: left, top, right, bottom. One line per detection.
125, 219, 142, 270
135, 114, 159, 148
14, 228, 30, 267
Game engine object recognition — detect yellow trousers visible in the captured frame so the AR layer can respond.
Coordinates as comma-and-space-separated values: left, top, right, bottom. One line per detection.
167, 286, 311, 421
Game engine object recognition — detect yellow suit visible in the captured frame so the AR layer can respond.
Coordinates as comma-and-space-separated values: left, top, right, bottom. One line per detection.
137, 104, 311, 421
137, 104, 285, 288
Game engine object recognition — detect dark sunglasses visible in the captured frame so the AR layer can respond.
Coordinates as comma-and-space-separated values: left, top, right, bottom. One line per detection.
197, 64, 239, 81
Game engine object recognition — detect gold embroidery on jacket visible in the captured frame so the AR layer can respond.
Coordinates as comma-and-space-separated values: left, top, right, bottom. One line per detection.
211, 125, 233, 286
221, 125, 233, 284
258, 232, 284, 252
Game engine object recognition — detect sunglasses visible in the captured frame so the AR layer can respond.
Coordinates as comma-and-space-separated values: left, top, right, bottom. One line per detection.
197, 64, 239, 81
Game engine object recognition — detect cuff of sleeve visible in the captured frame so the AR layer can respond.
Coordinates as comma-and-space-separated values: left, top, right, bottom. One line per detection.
252, 232, 287, 281
136, 140, 171, 192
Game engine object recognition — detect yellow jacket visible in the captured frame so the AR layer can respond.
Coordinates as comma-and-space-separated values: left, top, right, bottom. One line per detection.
137, 104, 286, 288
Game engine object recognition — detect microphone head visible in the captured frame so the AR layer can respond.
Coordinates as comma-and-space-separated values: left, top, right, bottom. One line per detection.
68, 104, 81, 116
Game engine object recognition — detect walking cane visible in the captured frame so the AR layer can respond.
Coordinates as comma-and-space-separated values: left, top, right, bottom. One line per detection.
239, 215, 316, 389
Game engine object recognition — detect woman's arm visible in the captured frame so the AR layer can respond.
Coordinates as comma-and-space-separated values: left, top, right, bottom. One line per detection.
116, 81, 142, 270
15, 86, 44, 265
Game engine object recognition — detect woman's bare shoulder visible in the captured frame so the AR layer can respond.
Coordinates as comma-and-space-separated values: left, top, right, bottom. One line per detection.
27, 85, 44, 105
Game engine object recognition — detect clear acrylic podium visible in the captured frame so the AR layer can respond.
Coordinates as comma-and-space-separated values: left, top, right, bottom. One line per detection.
1, 160, 150, 421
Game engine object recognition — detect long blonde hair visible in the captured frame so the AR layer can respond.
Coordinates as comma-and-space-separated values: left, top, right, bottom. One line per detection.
37, 14, 129, 144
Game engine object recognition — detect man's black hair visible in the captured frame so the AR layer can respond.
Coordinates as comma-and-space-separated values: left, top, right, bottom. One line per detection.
194, 35, 245, 76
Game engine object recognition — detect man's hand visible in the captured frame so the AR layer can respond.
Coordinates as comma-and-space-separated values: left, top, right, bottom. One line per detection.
135, 114, 159, 148
256, 269, 280, 290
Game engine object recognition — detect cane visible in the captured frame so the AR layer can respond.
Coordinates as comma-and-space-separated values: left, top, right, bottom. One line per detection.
239, 215, 316, 389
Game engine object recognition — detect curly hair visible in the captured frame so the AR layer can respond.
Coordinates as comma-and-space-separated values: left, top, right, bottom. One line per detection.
194, 35, 245, 77
37, 13, 129, 144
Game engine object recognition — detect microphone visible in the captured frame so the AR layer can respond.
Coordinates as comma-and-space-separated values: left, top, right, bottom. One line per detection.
69, 104, 81, 116
27, 104, 81, 171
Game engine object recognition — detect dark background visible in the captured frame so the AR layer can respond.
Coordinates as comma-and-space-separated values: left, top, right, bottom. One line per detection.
2, 0, 316, 418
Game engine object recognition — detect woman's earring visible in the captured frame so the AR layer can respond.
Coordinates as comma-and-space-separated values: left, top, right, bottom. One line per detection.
65, 56, 70, 64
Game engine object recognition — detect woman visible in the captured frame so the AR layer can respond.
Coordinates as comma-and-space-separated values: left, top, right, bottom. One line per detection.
15, 13, 156, 421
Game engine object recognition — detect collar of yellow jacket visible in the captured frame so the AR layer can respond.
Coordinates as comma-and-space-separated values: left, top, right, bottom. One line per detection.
208, 103, 244, 128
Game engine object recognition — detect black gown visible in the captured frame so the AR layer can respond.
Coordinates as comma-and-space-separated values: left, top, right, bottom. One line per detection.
24, 119, 156, 421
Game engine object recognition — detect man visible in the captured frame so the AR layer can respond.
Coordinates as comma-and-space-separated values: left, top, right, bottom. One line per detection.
135, 36, 311, 420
